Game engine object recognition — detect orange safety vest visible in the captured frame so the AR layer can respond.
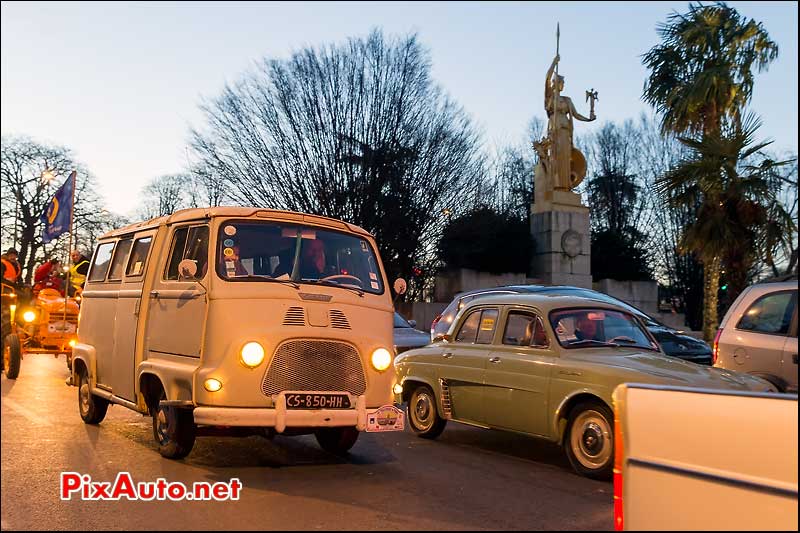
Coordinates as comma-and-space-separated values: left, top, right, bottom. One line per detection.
1, 258, 21, 282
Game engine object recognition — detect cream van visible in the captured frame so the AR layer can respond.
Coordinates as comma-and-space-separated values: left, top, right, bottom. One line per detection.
71, 207, 405, 458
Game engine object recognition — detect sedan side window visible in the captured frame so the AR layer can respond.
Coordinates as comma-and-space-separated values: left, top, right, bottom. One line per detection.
455, 310, 481, 343
476, 309, 498, 344
736, 291, 797, 335
503, 312, 549, 348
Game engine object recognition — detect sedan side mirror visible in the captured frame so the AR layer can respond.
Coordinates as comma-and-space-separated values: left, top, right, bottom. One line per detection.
433, 333, 450, 343
408, 319, 417, 328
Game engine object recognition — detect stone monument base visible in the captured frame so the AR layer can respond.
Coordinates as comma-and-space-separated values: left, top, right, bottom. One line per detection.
530, 206, 592, 288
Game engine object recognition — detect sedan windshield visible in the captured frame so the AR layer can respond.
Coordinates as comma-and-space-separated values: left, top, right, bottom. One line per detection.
216, 221, 384, 295
549, 308, 659, 351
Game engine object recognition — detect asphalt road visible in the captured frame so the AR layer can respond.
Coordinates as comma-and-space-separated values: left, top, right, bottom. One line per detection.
1, 354, 612, 531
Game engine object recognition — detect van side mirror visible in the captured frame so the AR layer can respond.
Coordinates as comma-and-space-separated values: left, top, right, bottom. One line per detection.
178, 259, 198, 280
393, 278, 407, 295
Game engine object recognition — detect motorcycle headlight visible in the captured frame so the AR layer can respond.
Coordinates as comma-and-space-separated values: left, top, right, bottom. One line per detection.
371, 348, 392, 372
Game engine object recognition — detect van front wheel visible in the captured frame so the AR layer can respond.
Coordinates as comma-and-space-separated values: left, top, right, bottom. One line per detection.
315, 427, 359, 455
153, 392, 196, 459
78, 367, 109, 424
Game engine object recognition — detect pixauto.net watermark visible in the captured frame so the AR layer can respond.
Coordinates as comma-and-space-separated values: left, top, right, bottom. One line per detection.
60, 472, 242, 501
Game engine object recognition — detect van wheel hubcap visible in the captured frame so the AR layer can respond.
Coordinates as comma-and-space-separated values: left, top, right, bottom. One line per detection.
156, 408, 170, 445
412, 391, 434, 431
79, 381, 90, 414
570, 410, 612, 470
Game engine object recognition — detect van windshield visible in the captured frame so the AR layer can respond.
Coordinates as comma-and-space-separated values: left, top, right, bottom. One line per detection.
216, 221, 384, 295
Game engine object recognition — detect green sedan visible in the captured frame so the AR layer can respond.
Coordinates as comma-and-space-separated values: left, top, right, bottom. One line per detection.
393, 294, 775, 479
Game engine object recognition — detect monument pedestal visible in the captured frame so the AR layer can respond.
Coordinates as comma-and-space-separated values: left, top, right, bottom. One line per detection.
530, 193, 592, 288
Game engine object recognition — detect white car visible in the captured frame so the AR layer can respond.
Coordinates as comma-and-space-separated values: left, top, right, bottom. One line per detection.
714, 280, 798, 393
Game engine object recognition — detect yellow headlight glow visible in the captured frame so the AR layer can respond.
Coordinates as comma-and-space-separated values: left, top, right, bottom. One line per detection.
68, 339, 76, 347
393, 383, 404, 395
371, 348, 392, 372
240, 341, 265, 368
204, 378, 223, 392
23, 310, 36, 323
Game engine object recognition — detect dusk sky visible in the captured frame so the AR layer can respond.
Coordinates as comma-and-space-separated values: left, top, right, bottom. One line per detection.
2, 1, 797, 217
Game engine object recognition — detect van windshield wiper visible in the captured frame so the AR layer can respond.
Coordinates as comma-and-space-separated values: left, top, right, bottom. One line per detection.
230, 274, 300, 289
310, 279, 364, 297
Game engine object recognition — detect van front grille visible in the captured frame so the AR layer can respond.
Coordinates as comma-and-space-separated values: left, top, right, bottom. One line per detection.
261, 340, 366, 396
282, 307, 305, 326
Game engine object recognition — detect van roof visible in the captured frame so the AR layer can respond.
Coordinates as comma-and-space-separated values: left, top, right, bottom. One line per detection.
99, 206, 373, 240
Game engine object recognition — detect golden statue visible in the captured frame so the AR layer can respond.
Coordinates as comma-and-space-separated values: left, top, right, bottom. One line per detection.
533, 25, 597, 201
542, 53, 596, 190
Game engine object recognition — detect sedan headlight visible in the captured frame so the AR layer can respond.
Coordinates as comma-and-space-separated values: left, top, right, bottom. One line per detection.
240, 341, 265, 368
371, 348, 392, 372
22, 310, 36, 323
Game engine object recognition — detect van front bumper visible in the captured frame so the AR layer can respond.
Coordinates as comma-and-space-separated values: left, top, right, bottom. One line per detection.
191, 393, 404, 433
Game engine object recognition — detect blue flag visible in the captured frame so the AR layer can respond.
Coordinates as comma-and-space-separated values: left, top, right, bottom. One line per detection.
41, 171, 76, 243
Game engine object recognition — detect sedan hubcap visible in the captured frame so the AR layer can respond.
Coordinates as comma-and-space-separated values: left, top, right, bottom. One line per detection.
570, 410, 612, 470
412, 392, 434, 431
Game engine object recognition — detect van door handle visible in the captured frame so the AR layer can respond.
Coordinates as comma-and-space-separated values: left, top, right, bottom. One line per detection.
489, 356, 501, 364
150, 290, 159, 299
442, 352, 453, 359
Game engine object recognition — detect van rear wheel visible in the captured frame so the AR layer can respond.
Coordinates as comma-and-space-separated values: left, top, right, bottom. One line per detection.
152, 391, 196, 459
314, 427, 359, 455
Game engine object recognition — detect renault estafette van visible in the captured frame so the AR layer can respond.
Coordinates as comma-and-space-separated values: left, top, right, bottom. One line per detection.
71, 207, 405, 459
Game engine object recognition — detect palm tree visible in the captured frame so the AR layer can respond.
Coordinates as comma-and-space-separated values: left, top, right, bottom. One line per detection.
656, 116, 796, 340
643, 2, 778, 137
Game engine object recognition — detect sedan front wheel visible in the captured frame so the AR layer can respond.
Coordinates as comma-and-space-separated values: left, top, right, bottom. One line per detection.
408, 384, 446, 439
565, 402, 614, 480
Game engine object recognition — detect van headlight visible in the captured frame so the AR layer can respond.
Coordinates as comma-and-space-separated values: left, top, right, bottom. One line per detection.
371, 348, 392, 372
23, 310, 37, 323
240, 341, 265, 368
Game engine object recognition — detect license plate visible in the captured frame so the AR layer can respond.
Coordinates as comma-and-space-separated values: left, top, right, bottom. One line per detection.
48, 321, 76, 334
366, 405, 405, 432
285, 393, 351, 410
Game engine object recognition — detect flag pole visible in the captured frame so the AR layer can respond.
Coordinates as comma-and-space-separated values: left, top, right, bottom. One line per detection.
63, 171, 77, 340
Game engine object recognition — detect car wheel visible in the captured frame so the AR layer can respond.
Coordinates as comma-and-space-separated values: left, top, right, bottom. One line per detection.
408, 384, 446, 439
78, 366, 109, 424
3, 333, 21, 379
565, 402, 614, 480
314, 427, 359, 455
152, 391, 196, 459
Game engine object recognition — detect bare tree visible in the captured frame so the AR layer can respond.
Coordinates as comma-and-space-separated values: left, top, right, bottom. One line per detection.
1, 136, 119, 284
138, 174, 193, 219
189, 30, 485, 297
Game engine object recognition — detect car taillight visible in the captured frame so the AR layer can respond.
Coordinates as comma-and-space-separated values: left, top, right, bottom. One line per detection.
430, 314, 442, 338
613, 409, 624, 531
712, 328, 723, 365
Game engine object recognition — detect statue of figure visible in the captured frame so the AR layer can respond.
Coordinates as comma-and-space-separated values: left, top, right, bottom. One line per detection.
543, 54, 596, 189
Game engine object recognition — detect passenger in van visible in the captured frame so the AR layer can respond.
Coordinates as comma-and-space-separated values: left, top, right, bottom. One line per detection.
220, 245, 249, 278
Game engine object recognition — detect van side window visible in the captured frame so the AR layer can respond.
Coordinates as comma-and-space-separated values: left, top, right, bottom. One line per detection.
107, 238, 133, 281
126, 236, 152, 277
165, 226, 210, 280
88, 242, 115, 282
736, 291, 797, 335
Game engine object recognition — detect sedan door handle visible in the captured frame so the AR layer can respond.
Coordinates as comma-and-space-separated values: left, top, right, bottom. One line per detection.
442, 352, 453, 359
489, 356, 501, 364
150, 290, 159, 299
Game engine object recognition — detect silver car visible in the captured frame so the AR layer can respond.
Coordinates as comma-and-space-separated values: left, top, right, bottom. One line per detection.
714, 280, 798, 392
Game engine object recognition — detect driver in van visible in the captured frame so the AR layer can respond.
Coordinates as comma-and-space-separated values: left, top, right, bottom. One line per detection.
298, 239, 335, 280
